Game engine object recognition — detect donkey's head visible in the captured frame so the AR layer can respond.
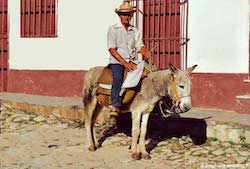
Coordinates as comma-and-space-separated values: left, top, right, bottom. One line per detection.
167, 64, 197, 113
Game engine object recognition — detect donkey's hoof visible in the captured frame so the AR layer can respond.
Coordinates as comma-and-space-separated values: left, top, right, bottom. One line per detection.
88, 145, 96, 152
95, 142, 102, 149
141, 153, 151, 160
131, 153, 141, 160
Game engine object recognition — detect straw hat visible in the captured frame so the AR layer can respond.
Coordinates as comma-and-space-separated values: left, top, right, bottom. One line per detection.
115, 0, 136, 14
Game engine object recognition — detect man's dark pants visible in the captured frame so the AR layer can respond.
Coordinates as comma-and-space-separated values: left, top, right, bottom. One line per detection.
109, 64, 125, 107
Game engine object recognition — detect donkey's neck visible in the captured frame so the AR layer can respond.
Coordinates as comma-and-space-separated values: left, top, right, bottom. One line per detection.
147, 69, 172, 97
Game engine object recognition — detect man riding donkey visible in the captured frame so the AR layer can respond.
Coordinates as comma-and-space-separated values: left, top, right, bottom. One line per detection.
82, 0, 197, 159
107, 0, 153, 127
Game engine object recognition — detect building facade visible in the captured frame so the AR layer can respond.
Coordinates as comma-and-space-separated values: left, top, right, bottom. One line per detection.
1, 0, 249, 113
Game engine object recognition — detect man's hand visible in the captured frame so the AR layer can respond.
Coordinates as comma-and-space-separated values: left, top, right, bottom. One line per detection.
109, 48, 137, 71
124, 62, 137, 71
139, 47, 153, 61
144, 51, 152, 61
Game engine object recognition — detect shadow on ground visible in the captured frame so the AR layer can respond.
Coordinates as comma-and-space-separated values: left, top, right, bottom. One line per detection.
99, 112, 207, 153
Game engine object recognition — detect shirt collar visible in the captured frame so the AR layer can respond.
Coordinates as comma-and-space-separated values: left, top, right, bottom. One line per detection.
114, 22, 134, 31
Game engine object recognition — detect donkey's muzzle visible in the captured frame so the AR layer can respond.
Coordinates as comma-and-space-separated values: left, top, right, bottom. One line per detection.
179, 96, 192, 113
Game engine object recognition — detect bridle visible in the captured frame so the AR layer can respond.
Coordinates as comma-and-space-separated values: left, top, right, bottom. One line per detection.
159, 74, 191, 117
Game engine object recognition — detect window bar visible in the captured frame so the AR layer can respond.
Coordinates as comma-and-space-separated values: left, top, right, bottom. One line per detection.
185, 0, 189, 69
27, 0, 31, 36
147, 0, 150, 61
21, 0, 24, 37
166, 0, 169, 66
38, 0, 41, 36
54, 0, 58, 37
178, 0, 181, 68
31, 0, 35, 36
182, 0, 187, 69
180, 0, 184, 69
43, 0, 47, 36
163, 0, 166, 68
168, 0, 172, 65
152, 0, 156, 66
23, 0, 26, 37
34, 0, 37, 36
24, 0, 28, 36
52, 0, 54, 36
174, 0, 177, 66
157, 0, 160, 68
49, 0, 52, 36
173, 0, 177, 67
51, 0, 54, 36
47, 0, 50, 36
145, 0, 148, 60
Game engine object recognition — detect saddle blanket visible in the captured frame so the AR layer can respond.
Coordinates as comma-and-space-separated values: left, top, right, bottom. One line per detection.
99, 61, 145, 90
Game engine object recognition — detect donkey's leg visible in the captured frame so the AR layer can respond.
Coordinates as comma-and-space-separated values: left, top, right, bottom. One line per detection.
85, 97, 98, 152
131, 111, 142, 160
85, 116, 95, 151
139, 113, 151, 159
91, 103, 103, 149
130, 98, 159, 159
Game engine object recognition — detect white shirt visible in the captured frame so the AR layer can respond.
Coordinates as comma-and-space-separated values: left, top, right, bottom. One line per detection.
107, 22, 144, 64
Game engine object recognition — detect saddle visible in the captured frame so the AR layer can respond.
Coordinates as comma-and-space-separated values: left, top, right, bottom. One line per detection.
98, 66, 129, 85
96, 65, 150, 107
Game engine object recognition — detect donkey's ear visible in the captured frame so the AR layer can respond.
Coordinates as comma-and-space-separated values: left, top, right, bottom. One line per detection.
168, 64, 178, 74
186, 64, 197, 74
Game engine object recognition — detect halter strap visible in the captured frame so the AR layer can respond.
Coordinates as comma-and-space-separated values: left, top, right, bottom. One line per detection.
170, 76, 181, 104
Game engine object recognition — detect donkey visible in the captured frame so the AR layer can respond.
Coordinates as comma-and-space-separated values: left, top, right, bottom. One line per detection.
82, 64, 197, 160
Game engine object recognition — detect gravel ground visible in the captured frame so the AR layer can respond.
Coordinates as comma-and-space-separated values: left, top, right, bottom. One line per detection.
0, 105, 249, 169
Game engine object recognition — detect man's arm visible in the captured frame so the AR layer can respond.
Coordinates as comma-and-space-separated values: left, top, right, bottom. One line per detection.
109, 48, 137, 71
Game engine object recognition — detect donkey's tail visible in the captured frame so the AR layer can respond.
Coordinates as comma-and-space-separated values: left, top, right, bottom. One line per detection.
82, 78, 96, 110
82, 86, 93, 109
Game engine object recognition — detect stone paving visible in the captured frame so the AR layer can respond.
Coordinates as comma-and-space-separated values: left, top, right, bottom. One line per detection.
0, 105, 250, 169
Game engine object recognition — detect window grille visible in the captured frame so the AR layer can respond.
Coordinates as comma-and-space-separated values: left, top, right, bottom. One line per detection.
131, 0, 189, 69
21, 0, 58, 37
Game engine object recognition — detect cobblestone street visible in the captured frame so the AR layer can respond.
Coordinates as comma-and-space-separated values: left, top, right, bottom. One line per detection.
0, 105, 249, 169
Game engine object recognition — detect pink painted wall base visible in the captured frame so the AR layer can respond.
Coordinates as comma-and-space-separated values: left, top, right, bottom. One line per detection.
6, 69, 250, 114
7, 70, 85, 97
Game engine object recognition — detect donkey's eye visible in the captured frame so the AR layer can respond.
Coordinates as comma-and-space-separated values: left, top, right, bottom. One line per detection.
179, 85, 184, 89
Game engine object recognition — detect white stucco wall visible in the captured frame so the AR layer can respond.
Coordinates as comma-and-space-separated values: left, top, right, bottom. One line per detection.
9, 0, 123, 70
9, 0, 249, 73
188, 0, 249, 73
